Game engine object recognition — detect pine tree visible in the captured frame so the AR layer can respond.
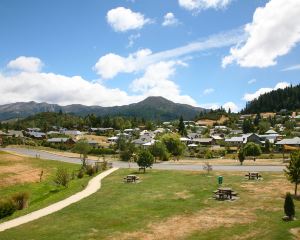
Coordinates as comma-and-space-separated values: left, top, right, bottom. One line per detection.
178, 116, 187, 136
284, 192, 295, 220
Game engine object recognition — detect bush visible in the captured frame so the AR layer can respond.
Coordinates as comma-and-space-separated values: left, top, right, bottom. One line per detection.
86, 165, 96, 176
54, 168, 70, 187
89, 148, 116, 155
284, 192, 295, 220
11, 192, 30, 210
77, 170, 84, 179
0, 198, 16, 219
204, 150, 213, 159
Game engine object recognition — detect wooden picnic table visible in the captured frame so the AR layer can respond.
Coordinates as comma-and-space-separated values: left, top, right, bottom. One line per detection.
213, 187, 237, 200
124, 175, 139, 183
245, 172, 262, 180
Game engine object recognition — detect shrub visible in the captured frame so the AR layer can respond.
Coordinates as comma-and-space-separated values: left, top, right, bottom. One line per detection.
86, 165, 96, 176
11, 192, 30, 210
0, 198, 16, 219
89, 148, 116, 155
77, 170, 84, 179
284, 192, 295, 220
54, 168, 70, 187
204, 150, 213, 159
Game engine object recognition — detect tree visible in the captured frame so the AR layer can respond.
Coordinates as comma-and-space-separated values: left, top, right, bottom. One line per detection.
137, 150, 154, 172
242, 118, 254, 133
120, 144, 136, 162
264, 139, 271, 153
243, 142, 262, 158
54, 167, 70, 187
238, 148, 245, 165
284, 192, 295, 220
258, 120, 271, 134
285, 151, 300, 196
254, 113, 261, 126
149, 141, 169, 162
178, 116, 187, 136
73, 139, 92, 167
161, 133, 185, 161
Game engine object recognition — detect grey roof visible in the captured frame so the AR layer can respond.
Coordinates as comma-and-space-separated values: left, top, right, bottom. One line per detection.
265, 129, 278, 134
29, 132, 46, 138
276, 137, 300, 145
192, 138, 213, 143
47, 138, 70, 143
7, 130, 24, 138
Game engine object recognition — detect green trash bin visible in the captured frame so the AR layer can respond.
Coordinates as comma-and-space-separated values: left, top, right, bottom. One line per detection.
218, 176, 223, 185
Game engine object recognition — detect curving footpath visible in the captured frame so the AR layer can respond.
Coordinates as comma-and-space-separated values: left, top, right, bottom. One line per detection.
0, 167, 118, 232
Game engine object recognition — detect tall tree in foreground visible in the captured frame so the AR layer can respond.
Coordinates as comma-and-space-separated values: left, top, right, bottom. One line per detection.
137, 150, 154, 173
285, 151, 300, 196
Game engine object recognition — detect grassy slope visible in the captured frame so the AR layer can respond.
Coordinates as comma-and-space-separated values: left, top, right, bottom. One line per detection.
0, 151, 91, 223
0, 169, 299, 239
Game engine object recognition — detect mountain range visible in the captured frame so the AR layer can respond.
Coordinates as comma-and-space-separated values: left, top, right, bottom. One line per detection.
0, 97, 207, 121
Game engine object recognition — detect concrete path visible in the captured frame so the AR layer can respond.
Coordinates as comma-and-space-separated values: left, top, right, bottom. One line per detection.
1, 147, 285, 172
0, 167, 118, 232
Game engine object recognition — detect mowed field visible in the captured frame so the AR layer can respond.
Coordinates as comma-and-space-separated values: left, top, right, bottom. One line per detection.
0, 151, 91, 222
0, 168, 299, 239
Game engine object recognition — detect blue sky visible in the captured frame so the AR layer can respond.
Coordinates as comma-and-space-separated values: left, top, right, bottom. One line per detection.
0, 0, 300, 112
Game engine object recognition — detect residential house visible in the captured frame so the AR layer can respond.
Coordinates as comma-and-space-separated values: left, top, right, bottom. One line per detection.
47, 138, 76, 146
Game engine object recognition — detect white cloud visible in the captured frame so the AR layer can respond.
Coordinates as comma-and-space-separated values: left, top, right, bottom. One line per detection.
130, 61, 197, 106
248, 78, 256, 84
243, 82, 290, 101
282, 64, 300, 71
93, 48, 152, 79
127, 33, 141, 48
178, 0, 232, 11
223, 101, 238, 113
199, 101, 239, 112
203, 88, 215, 95
0, 56, 198, 107
7, 56, 43, 72
222, 0, 300, 68
106, 7, 151, 32
94, 29, 244, 79
0, 71, 142, 106
162, 13, 180, 27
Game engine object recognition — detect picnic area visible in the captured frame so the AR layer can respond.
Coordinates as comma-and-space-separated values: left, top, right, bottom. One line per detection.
0, 169, 299, 239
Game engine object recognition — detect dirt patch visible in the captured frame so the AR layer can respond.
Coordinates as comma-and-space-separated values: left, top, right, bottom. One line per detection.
174, 190, 194, 200
290, 228, 300, 240
114, 206, 256, 240
240, 178, 293, 198
0, 164, 42, 187
0, 152, 44, 188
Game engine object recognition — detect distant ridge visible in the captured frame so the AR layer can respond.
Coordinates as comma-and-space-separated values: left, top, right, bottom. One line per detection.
0, 97, 207, 121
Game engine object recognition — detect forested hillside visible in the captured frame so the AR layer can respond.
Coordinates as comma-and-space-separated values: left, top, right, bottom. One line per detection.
242, 84, 300, 113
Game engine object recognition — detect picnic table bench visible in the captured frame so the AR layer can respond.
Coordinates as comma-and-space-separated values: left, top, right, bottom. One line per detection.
124, 175, 139, 183
213, 187, 238, 200
245, 172, 262, 180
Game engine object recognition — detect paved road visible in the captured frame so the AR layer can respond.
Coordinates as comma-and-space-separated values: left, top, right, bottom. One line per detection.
2, 147, 285, 172
0, 167, 118, 232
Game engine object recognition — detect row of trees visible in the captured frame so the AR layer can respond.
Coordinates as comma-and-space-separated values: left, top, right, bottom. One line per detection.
1, 112, 158, 132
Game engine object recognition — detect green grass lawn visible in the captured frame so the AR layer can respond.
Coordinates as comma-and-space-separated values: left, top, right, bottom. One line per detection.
0, 168, 299, 239
0, 151, 91, 223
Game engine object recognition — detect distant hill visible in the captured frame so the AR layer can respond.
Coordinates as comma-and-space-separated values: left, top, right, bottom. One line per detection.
0, 96, 207, 121
242, 84, 300, 114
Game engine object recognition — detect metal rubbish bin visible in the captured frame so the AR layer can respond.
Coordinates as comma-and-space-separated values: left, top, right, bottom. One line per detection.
218, 176, 223, 185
